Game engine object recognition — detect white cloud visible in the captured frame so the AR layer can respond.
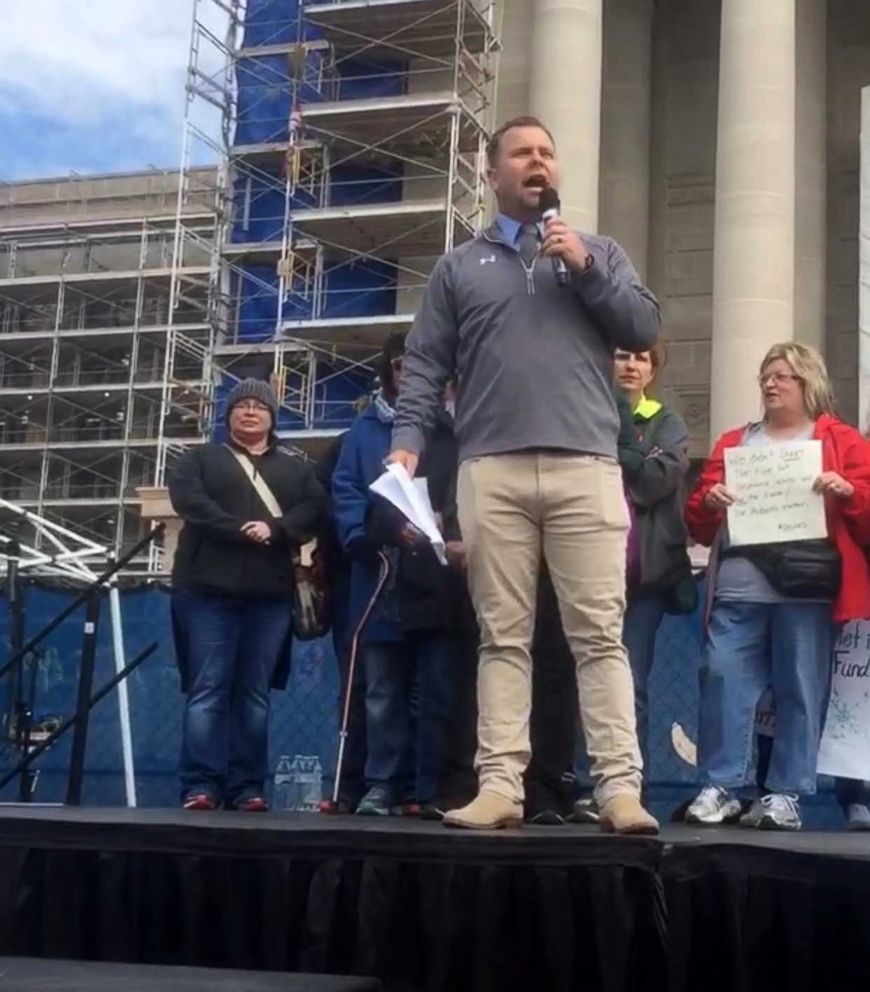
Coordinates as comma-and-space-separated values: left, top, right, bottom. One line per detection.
0, 1, 195, 123
0, 1, 243, 176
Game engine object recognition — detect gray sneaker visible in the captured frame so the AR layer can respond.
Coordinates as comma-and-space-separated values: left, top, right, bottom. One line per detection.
685, 785, 742, 825
355, 786, 392, 816
740, 793, 801, 831
846, 803, 870, 831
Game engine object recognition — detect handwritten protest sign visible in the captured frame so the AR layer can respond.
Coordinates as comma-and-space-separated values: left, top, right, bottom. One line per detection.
818, 620, 870, 780
724, 440, 826, 547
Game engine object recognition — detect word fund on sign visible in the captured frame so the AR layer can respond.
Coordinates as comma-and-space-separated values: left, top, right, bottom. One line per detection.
819, 620, 870, 781
724, 440, 826, 547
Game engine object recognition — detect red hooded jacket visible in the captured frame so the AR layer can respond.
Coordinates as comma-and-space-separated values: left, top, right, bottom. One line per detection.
685, 415, 870, 622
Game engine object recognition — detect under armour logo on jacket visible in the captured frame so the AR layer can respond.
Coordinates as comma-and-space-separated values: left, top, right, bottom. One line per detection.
479, 254, 497, 266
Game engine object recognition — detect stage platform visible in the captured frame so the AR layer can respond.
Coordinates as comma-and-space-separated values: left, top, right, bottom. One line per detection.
0, 807, 869, 992
0, 956, 382, 992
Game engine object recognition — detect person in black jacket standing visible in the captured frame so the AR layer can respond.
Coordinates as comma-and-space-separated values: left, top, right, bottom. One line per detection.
170, 378, 326, 812
314, 428, 368, 814
333, 336, 461, 818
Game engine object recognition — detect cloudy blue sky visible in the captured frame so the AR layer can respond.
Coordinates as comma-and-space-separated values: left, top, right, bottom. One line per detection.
0, 1, 206, 181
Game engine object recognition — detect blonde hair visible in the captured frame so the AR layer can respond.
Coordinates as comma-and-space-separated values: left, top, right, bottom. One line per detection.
759, 342, 835, 420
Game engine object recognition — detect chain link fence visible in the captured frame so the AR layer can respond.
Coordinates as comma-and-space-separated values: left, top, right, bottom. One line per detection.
0, 586, 338, 806
0, 581, 846, 826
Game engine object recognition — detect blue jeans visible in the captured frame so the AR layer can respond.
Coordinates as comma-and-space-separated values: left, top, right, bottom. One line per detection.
699, 601, 833, 795
175, 589, 293, 804
364, 634, 454, 803
623, 593, 668, 770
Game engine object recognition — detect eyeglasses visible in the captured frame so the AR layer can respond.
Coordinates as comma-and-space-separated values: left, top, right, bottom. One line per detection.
234, 400, 271, 413
758, 372, 802, 387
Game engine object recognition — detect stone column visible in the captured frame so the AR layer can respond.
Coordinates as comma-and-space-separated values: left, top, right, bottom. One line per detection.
709, 0, 796, 440
530, 0, 603, 232
494, 0, 534, 124
794, 0, 826, 354
137, 487, 182, 574
599, 0, 654, 279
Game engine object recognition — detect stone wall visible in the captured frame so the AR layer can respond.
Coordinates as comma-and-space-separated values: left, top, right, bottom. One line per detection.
827, 0, 870, 429
647, 0, 720, 456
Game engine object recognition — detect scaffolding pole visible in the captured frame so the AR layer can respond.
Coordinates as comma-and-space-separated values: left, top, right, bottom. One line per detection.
109, 581, 137, 807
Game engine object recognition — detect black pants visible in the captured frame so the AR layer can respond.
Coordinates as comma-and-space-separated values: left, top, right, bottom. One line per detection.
436, 591, 479, 807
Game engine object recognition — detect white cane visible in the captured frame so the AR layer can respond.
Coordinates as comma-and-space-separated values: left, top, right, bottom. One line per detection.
331, 549, 391, 805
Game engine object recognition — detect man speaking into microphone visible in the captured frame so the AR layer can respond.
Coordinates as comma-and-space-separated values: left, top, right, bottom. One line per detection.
390, 116, 661, 833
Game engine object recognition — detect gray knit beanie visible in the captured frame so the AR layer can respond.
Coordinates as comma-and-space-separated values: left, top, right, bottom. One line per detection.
226, 378, 278, 427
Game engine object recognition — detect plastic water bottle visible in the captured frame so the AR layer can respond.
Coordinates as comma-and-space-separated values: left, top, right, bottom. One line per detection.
273, 754, 294, 810
296, 754, 323, 812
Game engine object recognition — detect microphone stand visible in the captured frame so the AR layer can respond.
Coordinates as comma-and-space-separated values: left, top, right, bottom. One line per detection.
1, 530, 36, 800
0, 524, 164, 686
0, 640, 159, 796
0, 524, 165, 804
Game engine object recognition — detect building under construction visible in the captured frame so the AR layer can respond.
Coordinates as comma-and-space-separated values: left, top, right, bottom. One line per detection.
6, 0, 870, 575
0, 0, 498, 572
0, 169, 218, 563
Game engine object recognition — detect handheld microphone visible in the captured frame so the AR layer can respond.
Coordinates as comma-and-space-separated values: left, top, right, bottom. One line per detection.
538, 187, 569, 288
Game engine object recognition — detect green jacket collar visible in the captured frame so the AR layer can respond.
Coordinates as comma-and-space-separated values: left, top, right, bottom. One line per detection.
634, 395, 662, 420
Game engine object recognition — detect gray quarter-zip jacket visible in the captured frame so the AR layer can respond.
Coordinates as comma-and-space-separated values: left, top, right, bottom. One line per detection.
392, 221, 661, 463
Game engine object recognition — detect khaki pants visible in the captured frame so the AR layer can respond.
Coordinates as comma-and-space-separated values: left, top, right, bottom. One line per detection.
457, 452, 642, 805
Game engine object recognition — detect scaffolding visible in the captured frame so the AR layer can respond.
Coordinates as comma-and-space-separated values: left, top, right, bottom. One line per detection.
151, 0, 498, 566
0, 0, 498, 575
0, 170, 219, 561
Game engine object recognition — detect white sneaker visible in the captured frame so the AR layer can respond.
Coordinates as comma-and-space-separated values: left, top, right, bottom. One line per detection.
740, 793, 801, 831
685, 785, 742, 825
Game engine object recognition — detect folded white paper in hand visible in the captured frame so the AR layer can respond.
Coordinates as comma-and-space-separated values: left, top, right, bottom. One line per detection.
369, 462, 447, 565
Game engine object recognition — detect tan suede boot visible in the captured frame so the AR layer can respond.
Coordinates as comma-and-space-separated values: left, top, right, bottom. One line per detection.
442, 791, 524, 830
598, 794, 659, 835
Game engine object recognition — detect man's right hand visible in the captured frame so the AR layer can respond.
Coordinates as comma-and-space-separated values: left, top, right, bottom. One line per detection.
388, 449, 419, 478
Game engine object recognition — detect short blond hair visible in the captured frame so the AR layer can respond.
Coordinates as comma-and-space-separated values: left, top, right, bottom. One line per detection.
759, 342, 835, 420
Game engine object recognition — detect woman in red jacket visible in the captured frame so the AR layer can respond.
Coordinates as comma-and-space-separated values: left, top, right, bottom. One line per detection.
684, 343, 870, 830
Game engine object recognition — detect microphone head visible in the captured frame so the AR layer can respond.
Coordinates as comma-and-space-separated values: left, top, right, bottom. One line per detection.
538, 187, 561, 214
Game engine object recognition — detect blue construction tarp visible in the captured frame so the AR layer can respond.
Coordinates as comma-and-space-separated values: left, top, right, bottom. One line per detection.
228, 2, 412, 443
231, 172, 313, 244
236, 265, 282, 339
330, 162, 403, 207
337, 58, 407, 100
241, 0, 321, 48
310, 361, 373, 429
322, 257, 397, 319
236, 53, 325, 146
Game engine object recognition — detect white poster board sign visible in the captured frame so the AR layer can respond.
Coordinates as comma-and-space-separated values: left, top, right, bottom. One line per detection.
818, 620, 870, 780
724, 440, 826, 547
